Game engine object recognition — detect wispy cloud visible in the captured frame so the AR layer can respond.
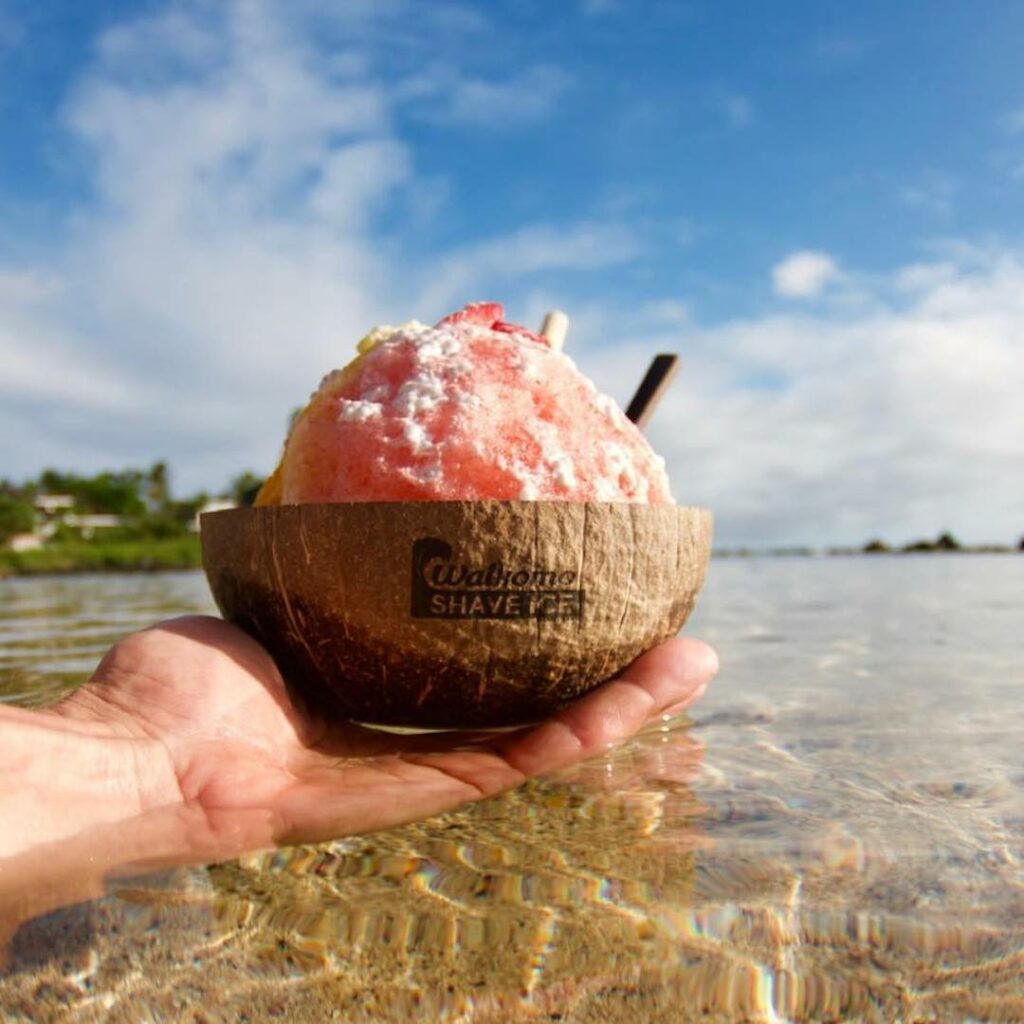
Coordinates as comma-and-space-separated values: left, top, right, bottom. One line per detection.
419, 221, 644, 312
0, 269, 59, 304
573, 248, 1024, 545
0, 1, 609, 493
771, 251, 840, 298
460, 221, 642, 274
2, 0, 1023, 549
2, 0, 413, 485
900, 171, 957, 217
402, 64, 572, 128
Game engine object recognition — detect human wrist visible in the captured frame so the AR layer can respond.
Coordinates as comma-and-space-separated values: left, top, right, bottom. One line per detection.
0, 700, 183, 859
52, 679, 186, 803
0, 781, 260, 944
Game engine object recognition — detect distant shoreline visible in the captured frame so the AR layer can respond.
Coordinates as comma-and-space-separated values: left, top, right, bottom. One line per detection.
714, 546, 1019, 559
0, 537, 201, 578
1, 536, 1019, 579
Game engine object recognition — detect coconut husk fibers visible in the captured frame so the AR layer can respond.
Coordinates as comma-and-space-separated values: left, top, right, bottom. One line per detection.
201, 501, 711, 728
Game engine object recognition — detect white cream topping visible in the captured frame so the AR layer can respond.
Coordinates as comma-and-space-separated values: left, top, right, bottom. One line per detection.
548, 452, 578, 490
337, 399, 383, 423
356, 320, 428, 355
517, 477, 540, 500
325, 315, 671, 502
394, 372, 446, 417
401, 419, 430, 452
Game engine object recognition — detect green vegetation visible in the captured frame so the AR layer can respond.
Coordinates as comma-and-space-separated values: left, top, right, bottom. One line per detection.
862, 538, 891, 553
3, 463, 1021, 572
901, 531, 962, 553
0, 462, 263, 577
717, 529, 1020, 558
229, 470, 265, 506
0, 536, 201, 576
37, 467, 148, 516
0, 494, 35, 544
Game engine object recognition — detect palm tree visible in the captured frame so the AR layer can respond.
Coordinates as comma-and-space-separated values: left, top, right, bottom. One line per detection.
147, 461, 170, 512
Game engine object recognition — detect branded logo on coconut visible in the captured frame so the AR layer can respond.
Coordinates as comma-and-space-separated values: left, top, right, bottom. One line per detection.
410, 537, 584, 621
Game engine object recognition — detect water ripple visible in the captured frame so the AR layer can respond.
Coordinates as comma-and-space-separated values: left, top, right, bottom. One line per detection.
3, 558, 1024, 1020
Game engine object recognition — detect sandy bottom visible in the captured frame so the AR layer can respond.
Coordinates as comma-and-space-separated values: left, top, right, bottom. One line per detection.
4, 728, 1024, 1024
4, 560, 1024, 1021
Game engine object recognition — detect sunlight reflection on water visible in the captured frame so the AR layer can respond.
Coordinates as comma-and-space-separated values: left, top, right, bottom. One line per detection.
2, 556, 1024, 1021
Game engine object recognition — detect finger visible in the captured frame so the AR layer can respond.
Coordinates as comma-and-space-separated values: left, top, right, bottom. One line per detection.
279, 640, 717, 842
311, 638, 717, 762
494, 637, 718, 779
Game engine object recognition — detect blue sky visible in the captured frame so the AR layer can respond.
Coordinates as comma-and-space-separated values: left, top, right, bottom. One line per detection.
1, 0, 1022, 546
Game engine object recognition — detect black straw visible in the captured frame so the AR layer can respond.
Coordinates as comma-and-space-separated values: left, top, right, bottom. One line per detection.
625, 354, 680, 429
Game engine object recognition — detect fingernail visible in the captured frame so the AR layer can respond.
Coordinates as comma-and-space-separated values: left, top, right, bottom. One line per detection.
662, 681, 708, 718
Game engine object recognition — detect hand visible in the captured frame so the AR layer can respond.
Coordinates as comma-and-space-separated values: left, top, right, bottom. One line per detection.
0, 616, 716, 951
55, 615, 718, 858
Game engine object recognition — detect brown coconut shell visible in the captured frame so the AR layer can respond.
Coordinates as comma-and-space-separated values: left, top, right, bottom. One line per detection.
201, 501, 711, 728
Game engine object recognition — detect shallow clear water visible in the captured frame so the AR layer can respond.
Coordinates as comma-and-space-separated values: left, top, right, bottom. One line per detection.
2, 556, 1023, 1022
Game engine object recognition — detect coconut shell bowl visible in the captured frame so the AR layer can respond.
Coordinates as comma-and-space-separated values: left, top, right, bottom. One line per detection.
201, 500, 712, 729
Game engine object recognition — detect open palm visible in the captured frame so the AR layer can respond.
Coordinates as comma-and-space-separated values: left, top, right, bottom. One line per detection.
66, 615, 717, 860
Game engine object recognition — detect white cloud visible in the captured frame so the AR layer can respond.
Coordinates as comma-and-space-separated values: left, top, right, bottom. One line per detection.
567, 249, 1024, 546
772, 250, 840, 298
1, 0, 413, 488
402, 64, 571, 128
418, 221, 643, 313
307, 139, 412, 227
448, 65, 570, 125
0, 315, 140, 414
1, 0, 1022, 550
0, 1, 613, 494
0, 269, 60, 305
640, 298, 691, 328
459, 221, 641, 275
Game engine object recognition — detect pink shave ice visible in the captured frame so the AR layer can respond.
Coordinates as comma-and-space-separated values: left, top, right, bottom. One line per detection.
256, 303, 673, 505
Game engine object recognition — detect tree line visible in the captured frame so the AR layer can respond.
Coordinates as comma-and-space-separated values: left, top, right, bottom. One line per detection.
0, 464, 263, 545
3, 466, 1021, 553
